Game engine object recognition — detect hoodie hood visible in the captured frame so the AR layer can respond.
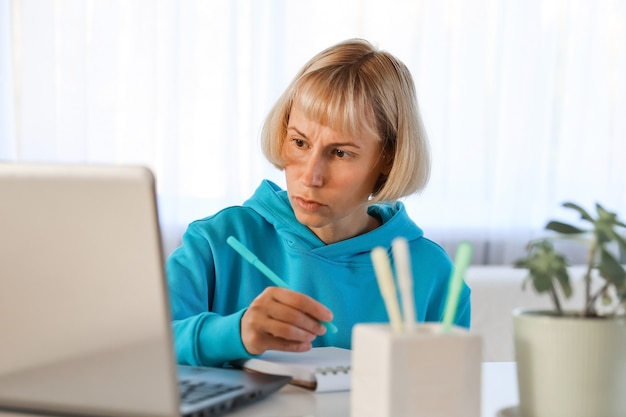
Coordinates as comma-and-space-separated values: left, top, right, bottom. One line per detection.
243, 180, 424, 259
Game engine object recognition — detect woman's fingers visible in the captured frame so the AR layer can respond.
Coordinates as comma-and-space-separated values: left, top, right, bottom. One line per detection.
272, 287, 334, 324
240, 287, 333, 355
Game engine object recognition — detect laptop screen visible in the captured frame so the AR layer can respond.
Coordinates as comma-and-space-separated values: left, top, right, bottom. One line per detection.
0, 164, 180, 417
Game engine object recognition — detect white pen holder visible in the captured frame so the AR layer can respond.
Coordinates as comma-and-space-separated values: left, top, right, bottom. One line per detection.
351, 323, 482, 417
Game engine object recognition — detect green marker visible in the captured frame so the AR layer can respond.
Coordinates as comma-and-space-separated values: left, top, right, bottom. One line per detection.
226, 236, 338, 334
442, 242, 473, 333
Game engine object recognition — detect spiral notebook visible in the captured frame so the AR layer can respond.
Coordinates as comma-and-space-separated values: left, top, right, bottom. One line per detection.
231, 347, 351, 392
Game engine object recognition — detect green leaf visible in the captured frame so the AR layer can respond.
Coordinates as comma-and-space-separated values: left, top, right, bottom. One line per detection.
598, 248, 626, 291
612, 232, 626, 257
563, 202, 594, 222
531, 270, 553, 293
595, 228, 613, 244
516, 239, 572, 300
545, 220, 585, 235
596, 203, 618, 224
514, 259, 528, 269
555, 268, 573, 298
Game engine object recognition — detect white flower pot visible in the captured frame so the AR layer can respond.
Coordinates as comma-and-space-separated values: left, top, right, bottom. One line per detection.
513, 309, 626, 417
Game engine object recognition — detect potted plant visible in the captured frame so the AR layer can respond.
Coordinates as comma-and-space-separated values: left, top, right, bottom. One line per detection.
512, 202, 626, 417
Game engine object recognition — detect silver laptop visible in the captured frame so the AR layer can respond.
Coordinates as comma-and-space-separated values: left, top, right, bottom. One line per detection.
0, 163, 289, 417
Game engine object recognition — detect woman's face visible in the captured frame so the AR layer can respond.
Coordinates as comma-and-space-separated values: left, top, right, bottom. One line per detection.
281, 103, 388, 244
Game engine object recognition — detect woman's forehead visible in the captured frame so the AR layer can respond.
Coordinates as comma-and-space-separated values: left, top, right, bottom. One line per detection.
291, 86, 378, 140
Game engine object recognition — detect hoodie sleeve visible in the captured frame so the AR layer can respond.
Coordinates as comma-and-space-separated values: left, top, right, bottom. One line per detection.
165, 222, 254, 367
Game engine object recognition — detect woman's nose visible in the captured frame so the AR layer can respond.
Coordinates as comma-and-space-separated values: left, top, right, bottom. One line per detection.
301, 154, 325, 187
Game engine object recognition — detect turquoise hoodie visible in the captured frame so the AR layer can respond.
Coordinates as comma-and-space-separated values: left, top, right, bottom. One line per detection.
166, 180, 471, 367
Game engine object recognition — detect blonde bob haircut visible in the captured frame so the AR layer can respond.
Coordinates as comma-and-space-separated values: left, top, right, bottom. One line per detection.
261, 38, 430, 203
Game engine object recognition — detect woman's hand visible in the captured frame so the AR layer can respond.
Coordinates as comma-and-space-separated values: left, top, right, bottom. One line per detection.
241, 287, 333, 355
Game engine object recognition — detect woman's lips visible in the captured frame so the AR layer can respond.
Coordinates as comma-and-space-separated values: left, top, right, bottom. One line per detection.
293, 196, 325, 211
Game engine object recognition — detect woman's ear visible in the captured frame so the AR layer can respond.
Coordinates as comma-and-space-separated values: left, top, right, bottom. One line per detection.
381, 151, 393, 176
371, 173, 388, 196
372, 151, 393, 195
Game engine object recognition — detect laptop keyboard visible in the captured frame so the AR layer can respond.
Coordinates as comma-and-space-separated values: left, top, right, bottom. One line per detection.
179, 379, 244, 405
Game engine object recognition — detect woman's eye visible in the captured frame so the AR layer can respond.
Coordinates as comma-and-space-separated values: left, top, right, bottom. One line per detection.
292, 138, 306, 148
333, 149, 349, 158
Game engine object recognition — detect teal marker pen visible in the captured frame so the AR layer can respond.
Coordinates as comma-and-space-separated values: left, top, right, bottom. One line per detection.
226, 236, 338, 334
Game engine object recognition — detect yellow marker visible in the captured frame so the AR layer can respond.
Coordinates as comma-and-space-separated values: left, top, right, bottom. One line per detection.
371, 246, 403, 334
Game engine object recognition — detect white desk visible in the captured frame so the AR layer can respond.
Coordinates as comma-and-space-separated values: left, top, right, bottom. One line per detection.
0, 362, 518, 417
228, 361, 518, 417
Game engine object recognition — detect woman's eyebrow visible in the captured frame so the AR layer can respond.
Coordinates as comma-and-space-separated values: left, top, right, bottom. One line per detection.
287, 126, 361, 149
287, 126, 308, 139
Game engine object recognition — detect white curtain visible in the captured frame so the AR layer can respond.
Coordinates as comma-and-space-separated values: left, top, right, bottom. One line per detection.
2, 0, 625, 264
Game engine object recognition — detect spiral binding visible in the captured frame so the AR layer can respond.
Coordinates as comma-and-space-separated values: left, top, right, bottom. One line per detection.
315, 365, 351, 375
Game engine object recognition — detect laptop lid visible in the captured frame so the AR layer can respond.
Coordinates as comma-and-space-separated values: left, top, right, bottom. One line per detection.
0, 163, 288, 417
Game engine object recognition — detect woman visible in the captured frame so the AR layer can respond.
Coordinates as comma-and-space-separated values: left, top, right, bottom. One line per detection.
166, 39, 471, 367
